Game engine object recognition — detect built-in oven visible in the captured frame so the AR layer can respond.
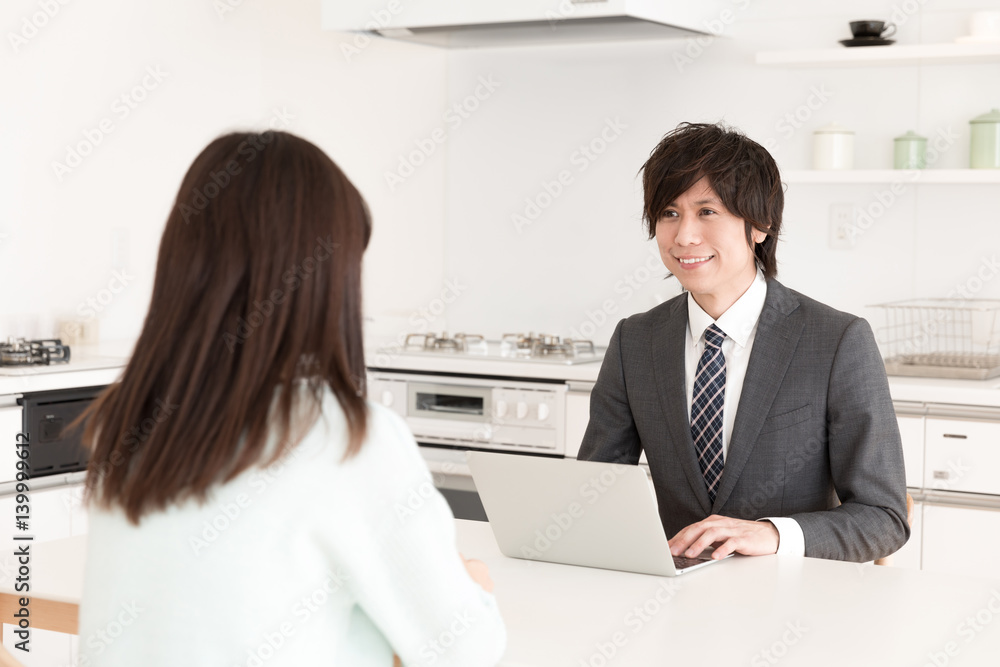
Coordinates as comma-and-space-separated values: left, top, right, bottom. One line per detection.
19, 385, 105, 478
367, 370, 568, 519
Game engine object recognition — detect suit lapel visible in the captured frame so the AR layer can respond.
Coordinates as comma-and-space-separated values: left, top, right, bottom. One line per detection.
651, 295, 713, 515
712, 280, 804, 512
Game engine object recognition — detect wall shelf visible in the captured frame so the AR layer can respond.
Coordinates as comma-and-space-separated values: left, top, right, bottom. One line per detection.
756, 42, 1000, 67
782, 170, 1000, 184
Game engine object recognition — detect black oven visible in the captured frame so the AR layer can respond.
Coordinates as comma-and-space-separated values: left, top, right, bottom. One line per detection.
19, 385, 106, 478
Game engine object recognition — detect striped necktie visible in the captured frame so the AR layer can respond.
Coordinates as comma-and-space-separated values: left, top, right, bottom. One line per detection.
691, 324, 726, 504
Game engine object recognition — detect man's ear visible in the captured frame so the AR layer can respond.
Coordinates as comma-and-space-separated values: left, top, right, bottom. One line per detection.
751, 226, 768, 245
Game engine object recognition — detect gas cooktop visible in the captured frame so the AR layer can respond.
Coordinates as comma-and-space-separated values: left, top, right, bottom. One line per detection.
393, 332, 605, 366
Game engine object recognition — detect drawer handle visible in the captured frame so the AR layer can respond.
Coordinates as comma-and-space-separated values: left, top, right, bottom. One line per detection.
942, 434, 968, 439
933, 471, 951, 480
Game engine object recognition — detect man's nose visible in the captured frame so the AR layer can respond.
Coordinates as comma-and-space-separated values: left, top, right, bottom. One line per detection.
674, 213, 700, 245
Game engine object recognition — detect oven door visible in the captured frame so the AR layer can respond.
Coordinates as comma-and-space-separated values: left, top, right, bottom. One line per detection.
405, 381, 495, 445
408, 381, 492, 422
19, 386, 105, 478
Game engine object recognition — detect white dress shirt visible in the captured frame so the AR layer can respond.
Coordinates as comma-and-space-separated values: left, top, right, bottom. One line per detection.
684, 270, 805, 556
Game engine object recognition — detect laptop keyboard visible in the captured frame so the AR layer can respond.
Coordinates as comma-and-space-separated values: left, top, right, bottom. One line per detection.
673, 555, 711, 570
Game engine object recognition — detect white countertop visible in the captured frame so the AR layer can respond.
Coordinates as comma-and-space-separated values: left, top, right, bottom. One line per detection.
455, 519, 1000, 666
0, 344, 128, 396
366, 342, 1000, 407
364, 344, 604, 383
16, 521, 1000, 666
4, 340, 999, 410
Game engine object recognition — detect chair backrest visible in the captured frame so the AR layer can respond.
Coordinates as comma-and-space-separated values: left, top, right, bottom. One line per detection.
874, 492, 915, 567
0, 644, 25, 667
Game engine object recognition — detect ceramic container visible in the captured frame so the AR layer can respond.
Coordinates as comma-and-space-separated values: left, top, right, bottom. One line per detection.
813, 122, 855, 170
893, 130, 927, 169
970, 109, 1000, 169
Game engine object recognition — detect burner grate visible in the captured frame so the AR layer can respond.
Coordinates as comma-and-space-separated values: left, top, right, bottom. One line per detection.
0, 338, 71, 367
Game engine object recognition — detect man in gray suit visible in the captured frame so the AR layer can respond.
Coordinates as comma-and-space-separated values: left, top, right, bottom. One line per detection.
578, 123, 909, 563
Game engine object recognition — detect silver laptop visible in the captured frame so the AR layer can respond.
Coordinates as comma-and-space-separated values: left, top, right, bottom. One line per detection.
467, 451, 730, 576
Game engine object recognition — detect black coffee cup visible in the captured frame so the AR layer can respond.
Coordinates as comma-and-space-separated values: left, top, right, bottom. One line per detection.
850, 20, 896, 39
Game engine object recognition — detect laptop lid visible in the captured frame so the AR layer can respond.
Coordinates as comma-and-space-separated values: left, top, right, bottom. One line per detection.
467, 451, 722, 576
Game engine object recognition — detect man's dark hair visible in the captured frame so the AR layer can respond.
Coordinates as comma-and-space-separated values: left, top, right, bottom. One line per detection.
641, 122, 783, 279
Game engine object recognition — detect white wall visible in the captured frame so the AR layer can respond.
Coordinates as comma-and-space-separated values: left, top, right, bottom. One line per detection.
4, 0, 1000, 354
0, 0, 447, 346
442, 0, 1000, 348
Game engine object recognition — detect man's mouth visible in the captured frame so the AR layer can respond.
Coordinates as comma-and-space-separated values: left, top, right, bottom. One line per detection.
677, 256, 713, 265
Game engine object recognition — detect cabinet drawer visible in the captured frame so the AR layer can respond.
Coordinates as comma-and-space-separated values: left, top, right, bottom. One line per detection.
896, 415, 924, 489
0, 405, 23, 485
924, 418, 1000, 495
922, 503, 1000, 579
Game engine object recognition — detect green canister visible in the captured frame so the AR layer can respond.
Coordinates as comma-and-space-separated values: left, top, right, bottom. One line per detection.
970, 108, 1000, 169
893, 131, 927, 169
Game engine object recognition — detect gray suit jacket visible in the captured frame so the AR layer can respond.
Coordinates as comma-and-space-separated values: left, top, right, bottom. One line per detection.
578, 279, 910, 562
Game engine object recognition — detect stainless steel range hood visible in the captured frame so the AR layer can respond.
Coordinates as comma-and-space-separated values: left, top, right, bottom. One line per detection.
323, 1, 718, 48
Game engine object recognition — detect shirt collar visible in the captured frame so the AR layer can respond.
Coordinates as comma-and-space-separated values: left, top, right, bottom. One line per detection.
686, 270, 768, 349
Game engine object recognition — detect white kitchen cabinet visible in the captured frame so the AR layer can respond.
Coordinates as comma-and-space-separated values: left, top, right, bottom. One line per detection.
564, 382, 592, 459
0, 482, 84, 667
896, 414, 924, 489
924, 417, 1000, 495
922, 503, 1000, 580
0, 402, 22, 486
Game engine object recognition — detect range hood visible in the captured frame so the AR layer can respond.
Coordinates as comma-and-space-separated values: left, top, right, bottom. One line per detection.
322, 0, 719, 48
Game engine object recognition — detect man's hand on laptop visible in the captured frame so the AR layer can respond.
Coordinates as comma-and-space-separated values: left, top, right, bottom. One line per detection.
668, 516, 779, 560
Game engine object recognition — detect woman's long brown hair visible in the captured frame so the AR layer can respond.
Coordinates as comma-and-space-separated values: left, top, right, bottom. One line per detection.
81, 131, 370, 524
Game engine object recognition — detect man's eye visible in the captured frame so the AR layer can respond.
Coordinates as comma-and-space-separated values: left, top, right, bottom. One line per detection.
661, 210, 678, 219
700, 209, 716, 216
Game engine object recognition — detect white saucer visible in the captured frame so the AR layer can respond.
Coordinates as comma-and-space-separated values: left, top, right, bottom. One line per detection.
955, 34, 1000, 44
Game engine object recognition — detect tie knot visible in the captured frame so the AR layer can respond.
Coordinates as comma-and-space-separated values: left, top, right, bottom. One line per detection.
704, 324, 726, 349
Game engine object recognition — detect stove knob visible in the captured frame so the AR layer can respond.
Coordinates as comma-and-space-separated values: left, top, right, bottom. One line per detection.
516, 401, 528, 419
537, 403, 550, 421
495, 400, 508, 418
381, 390, 394, 407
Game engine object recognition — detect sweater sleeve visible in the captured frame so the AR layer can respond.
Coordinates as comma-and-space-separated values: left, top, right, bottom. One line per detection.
316, 403, 507, 667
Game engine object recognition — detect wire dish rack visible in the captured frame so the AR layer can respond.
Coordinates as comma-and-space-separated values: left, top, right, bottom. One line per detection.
871, 299, 1000, 380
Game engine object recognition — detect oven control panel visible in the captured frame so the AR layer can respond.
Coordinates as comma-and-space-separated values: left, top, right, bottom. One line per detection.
367, 371, 566, 455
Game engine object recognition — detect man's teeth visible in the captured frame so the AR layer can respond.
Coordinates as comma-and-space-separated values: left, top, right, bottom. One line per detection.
679, 257, 712, 265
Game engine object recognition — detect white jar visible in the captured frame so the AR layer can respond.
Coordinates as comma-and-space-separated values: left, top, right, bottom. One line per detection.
812, 122, 855, 170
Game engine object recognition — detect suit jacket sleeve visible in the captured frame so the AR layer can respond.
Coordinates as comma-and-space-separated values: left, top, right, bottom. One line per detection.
577, 319, 643, 464
790, 317, 910, 561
